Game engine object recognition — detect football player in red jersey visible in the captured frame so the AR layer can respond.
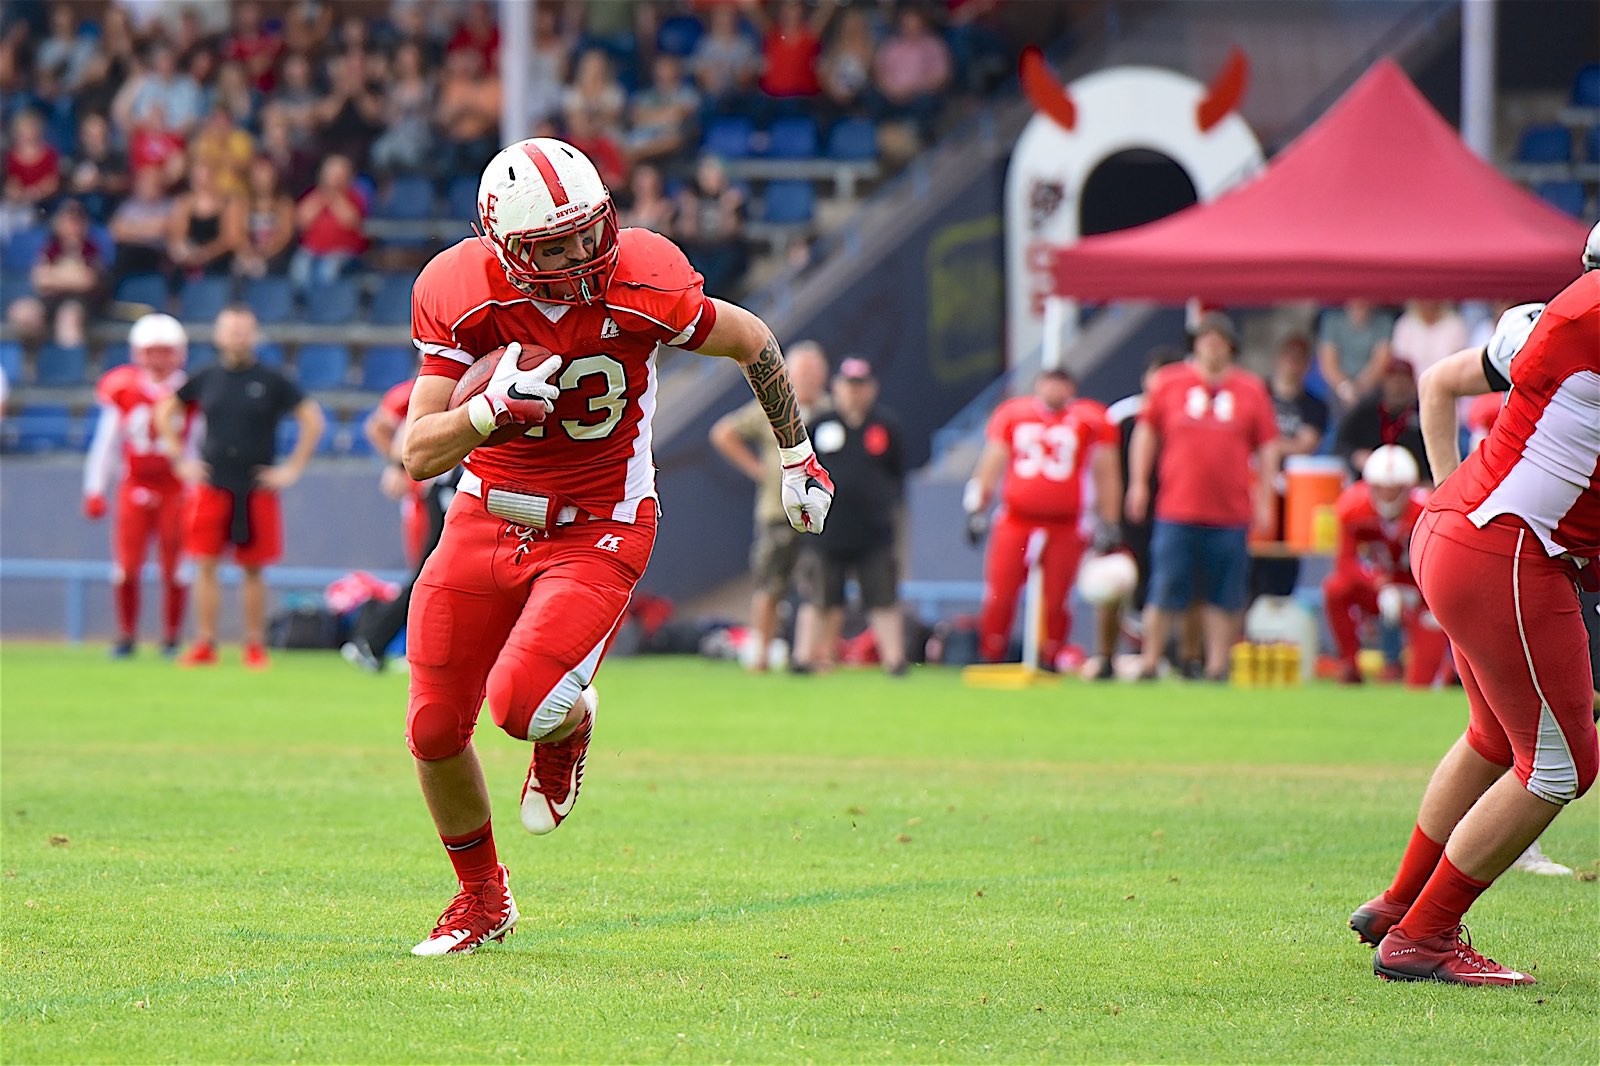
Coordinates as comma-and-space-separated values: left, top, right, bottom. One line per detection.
1321, 445, 1447, 687
964, 368, 1121, 669
82, 313, 191, 657
399, 138, 834, 956
1348, 232, 1599, 986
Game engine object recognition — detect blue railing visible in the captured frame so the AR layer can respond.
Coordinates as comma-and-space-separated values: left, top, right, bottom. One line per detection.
0, 558, 408, 643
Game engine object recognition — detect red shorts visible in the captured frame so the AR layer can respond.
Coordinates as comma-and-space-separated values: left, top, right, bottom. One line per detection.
113, 478, 187, 579
1412, 509, 1598, 805
404, 492, 657, 760
185, 484, 284, 566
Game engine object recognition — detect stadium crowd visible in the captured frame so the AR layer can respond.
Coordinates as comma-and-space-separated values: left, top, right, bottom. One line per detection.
0, 0, 1047, 372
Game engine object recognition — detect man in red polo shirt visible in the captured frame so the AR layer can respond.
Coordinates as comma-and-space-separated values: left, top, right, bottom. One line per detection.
288, 154, 366, 297
1126, 313, 1278, 680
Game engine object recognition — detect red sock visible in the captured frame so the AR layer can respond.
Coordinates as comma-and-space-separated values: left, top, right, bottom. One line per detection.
114, 577, 139, 640
1395, 853, 1491, 940
1384, 823, 1445, 907
440, 819, 499, 886
163, 580, 188, 644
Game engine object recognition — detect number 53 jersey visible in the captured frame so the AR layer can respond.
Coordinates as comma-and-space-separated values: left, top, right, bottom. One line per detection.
412, 228, 718, 523
985, 396, 1117, 523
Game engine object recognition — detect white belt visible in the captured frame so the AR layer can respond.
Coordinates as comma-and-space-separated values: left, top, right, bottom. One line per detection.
459, 469, 579, 529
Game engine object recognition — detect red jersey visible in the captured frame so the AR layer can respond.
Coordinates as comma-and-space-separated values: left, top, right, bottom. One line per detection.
1431, 272, 1600, 558
1140, 363, 1277, 527
413, 229, 715, 523
1333, 481, 1426, 585
986, 396, 1114, 522
380, 379, 427, 502
85, 365, 185, 492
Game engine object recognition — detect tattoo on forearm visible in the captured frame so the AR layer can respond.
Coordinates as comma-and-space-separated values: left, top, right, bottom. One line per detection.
743, 335, 807, 449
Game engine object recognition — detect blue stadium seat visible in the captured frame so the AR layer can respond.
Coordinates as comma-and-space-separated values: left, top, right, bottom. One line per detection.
375, 175, 438, 221
187, 343, 217, 370
306, 278, 360, 325
360, 345, 416, 392
114, 273, 169, 308
0, 339, 23, 381
294, 343, 351, 389
344, 408, 377, 457
657, 14, 704, 56
1, 270, 31, 304
369, 272, 414, 325
767, 116, 819, 159
826, 117, 878, 161
1535, 180, 1586, 218
178, 276, 234, 322
1516, 123, 1572, 164
100, 342, 131, 371
703, 117, 755, 159
762, 180, 816, 225
2, 225, 49, 273
446, 174, 480, 220
89, 224, 115, 269
256, 342, 286, 367
34, 343, 88, 387
1586, 126, 1600, 164
242, 276, 295, 324
6, 404, 77, 453
1573, 63, 1600, 108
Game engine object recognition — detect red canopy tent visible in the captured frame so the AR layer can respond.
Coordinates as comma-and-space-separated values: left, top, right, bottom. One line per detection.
1051, 59, 1590, 304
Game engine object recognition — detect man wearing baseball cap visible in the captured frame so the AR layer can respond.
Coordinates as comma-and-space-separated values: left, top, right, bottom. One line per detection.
807, 357, 908, 674
83, 312, 193, 657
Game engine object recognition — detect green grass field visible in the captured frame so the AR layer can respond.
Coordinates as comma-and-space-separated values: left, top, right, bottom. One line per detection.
1, 646, 1596, 1064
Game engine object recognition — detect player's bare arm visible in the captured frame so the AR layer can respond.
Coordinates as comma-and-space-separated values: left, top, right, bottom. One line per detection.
1418, 346, 1491, 486
965, 440, 1008, 514
1124, 421, 1157, 523
1090, 444, 1122, 529
258, 398, 326, 491
402, 376, 486, 480
696, 299, 833, 533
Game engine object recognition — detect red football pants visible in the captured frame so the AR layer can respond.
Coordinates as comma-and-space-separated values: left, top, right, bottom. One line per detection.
1321, 567, 1449, 686
979, 515, 1085, 664
1412, 509, 1598, 805
112, 479, 187, 641
405, 494, 656, 760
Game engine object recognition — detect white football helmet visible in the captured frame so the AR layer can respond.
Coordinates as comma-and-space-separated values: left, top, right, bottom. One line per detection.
1583, 220, 1599, 273
1363, 445, 1420, 519
128, 312, 187, 377
476, 137, 617, 304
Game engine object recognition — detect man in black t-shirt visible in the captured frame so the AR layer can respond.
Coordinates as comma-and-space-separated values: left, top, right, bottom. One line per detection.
806, 357, 906, 675
155, 305, 324, 668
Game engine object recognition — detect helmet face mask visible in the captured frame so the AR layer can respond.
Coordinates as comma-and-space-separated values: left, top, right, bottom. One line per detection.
476, 138, 619, 305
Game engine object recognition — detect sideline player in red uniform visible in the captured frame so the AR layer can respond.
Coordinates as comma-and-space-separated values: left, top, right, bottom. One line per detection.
1348, 253, 1599, 986
82, 313, 191, 657
367, 377, 432, 569
964, 368, 1121, 668
399, 138, 834, 956
1321, 445, 1447, 687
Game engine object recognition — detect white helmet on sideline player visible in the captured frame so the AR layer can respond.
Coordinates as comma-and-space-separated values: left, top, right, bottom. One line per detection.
128, 312, 187, 377
1362, 445, 1420, 520
1583, 220, 1600, 273
476, 137, 618, 305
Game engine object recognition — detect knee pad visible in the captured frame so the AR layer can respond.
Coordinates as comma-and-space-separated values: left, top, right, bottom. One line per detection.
486, 659, 574, 741
406, 699, 471, 761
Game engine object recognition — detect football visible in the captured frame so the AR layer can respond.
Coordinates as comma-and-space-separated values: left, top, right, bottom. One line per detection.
448, 344, 556, 446
1076, 550, 1139, 605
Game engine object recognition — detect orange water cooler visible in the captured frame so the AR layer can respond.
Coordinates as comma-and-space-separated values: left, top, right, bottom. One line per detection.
1283, 456, 1346, 552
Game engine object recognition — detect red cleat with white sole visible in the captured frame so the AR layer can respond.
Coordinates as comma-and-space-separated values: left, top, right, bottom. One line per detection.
521, 688, 597, 835
1374, 925, 1536, 985
411, 863, 518, 956
1348, 892, 1410, 947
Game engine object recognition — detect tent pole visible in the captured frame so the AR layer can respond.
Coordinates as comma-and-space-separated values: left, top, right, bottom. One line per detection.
1461, 0, 1496, 159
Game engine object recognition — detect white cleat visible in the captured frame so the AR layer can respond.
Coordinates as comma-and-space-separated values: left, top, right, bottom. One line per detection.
411, 863, 519, 956
1509, 839, 1573, 877
521, 686, 597, 835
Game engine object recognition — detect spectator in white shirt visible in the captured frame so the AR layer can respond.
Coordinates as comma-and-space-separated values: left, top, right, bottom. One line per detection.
1390, 300, 1468, 383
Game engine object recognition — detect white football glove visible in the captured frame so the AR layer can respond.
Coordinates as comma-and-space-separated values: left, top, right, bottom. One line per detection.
779, 439, 834, 534
466, 343, 561, 436
1376, 583, 1419, 625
